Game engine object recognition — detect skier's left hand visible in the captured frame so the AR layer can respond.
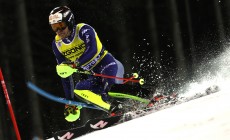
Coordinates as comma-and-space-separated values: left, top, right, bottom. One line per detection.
64, 105, 81, 122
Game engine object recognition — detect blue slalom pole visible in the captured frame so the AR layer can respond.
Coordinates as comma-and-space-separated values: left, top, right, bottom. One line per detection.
27, 82, 103, 110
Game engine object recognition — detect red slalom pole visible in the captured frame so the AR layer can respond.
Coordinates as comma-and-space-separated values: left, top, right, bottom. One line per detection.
0, 68, 21, 140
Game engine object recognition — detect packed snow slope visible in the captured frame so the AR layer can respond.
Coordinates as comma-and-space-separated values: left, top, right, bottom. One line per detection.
77, 90, 229, 140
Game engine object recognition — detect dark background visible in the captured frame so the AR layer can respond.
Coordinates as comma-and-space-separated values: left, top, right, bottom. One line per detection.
0, 0, 229, 139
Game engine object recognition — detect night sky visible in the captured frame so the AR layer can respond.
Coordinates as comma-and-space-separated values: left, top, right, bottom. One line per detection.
0, 0, 229, 139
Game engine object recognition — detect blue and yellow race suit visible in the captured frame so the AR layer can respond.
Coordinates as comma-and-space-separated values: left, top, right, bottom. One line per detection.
52, 23, 124, 100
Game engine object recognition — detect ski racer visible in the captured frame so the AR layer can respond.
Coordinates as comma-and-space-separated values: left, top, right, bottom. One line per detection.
49, 6, 124, 122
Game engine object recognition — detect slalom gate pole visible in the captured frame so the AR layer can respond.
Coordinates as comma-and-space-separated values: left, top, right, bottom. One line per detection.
0, 68, 21, 140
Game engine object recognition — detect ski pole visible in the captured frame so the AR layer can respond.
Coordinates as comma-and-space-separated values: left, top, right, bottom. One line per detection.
0, 68, 21, 140
122, 73, 139, 84
92, 72, 144, 84
56, 64, 145, 85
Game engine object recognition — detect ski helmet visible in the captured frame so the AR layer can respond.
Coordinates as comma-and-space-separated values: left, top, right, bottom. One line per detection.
49, 6, 75, 31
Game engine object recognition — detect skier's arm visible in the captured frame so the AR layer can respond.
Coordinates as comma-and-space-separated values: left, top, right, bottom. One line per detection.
52, 41, 74, 100
77, 24, 99, 66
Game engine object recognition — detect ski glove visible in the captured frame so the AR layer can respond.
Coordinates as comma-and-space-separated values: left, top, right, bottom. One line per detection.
64, 105, 81, 122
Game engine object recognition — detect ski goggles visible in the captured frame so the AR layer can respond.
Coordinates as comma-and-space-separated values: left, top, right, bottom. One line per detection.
51, 22, 67, 32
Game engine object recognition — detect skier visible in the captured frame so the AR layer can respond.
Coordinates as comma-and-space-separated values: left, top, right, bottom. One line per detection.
49, 6, 124, 122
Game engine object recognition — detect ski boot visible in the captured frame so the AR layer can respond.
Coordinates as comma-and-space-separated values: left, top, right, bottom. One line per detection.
64, 105, 81, 122
109, 100, 123, 116
101, 92, 123, 116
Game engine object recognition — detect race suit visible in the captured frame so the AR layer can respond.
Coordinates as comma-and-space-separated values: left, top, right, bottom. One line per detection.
52, 23, 124, 100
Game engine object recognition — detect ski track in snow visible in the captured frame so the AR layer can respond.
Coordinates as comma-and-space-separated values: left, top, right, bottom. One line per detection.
47, 47, 230, 140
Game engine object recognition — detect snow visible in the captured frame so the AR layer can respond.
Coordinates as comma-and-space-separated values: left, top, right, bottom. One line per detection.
76, 90, 230, 140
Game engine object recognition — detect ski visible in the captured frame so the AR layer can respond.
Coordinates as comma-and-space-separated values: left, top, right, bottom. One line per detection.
108, 92, 149, 104
52, 106, 154, 140
53, 115, 122, 140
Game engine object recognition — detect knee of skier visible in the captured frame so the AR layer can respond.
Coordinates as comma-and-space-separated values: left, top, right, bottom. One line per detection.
115, 59, 124, 84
